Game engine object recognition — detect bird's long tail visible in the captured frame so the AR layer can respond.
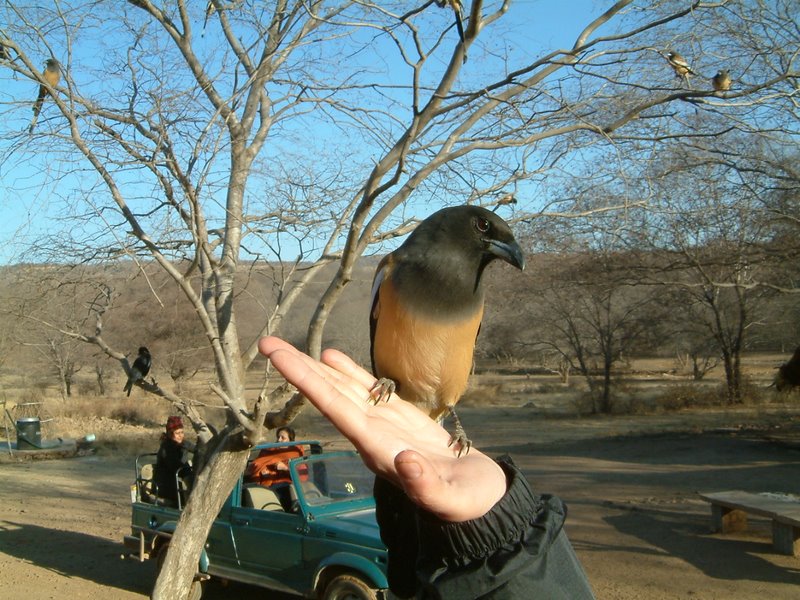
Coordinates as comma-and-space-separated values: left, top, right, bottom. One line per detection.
454, 10, 465, 44
29, 85, 46, 132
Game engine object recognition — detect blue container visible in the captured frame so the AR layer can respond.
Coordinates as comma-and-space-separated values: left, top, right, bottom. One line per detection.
16, 417, 42, 450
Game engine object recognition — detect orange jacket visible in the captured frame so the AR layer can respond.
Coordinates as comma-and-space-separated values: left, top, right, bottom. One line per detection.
247, 446, 303, 487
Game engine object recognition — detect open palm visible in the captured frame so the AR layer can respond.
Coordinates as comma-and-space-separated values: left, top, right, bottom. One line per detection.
259, 336, 506, 522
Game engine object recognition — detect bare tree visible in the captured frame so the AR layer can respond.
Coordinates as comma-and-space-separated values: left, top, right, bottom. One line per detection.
635, 133, 797, 402
1, 1, 797, 597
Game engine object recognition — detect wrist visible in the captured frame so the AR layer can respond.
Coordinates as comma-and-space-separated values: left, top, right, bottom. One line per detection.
416, 456, 544, 562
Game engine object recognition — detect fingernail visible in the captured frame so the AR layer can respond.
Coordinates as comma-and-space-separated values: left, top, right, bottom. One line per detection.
396, 458, 422, 480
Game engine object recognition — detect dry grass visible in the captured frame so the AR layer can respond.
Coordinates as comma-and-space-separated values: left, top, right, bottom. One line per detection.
2, 353, 796, 455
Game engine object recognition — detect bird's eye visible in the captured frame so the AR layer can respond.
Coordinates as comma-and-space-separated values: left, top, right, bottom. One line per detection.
475, 217, 490, 234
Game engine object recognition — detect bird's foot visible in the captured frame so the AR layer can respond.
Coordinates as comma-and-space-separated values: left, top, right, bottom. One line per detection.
446, 407, 471, 457
368, 378, 396, 405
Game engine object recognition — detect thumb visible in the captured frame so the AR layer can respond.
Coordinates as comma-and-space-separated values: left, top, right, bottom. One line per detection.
394, 449, 444, 512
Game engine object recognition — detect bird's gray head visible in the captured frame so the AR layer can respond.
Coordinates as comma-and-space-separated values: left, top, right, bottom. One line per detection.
408, 204, 525, 272
45, 58, 59, 68
390, 205, 525, 313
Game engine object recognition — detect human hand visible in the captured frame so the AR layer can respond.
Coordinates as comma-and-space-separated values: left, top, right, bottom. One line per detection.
258, 336, 506, 522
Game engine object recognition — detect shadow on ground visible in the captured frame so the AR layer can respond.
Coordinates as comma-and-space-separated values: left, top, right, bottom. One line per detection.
605, 506, 800, 585
0, 520, 153, 595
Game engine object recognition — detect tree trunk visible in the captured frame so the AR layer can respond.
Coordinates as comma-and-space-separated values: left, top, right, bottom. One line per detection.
96, 365, 106, 395
151, 432, 250, 600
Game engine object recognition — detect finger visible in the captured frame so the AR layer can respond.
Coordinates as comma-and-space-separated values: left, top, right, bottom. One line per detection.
321, 348, 378, 391
267, 348, 374, 440
261, 337, 359, 398
258, 336, 298, 359
321, 348, 444, 430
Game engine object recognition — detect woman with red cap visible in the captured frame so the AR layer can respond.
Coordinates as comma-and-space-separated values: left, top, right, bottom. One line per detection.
154, 416, 194, 506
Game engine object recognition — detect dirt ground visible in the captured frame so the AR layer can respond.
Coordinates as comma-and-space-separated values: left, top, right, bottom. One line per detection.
1, 404, 800, 599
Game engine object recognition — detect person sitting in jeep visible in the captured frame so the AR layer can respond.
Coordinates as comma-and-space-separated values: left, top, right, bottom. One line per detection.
246, 427, 303, 510
154, 416, 193, 506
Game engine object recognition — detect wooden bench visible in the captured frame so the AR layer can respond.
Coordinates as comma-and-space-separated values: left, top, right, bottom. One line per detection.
698, 491, 800, 556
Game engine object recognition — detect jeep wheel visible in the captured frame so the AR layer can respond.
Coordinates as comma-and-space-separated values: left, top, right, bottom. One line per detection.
322, 573, 378, 600
156, 544, 204, 600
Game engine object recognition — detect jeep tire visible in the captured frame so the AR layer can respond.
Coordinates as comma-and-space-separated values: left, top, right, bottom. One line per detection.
322, 573, 378, 600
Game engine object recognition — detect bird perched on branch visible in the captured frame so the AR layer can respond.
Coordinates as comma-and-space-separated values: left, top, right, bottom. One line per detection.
124, 346, 152, 396
712, 69, 732, 92
368, 205, 525, 456
664, 50, 696, 84
29, 58, 60, 132
435, 0, 467, 61
0, 28, 10, 61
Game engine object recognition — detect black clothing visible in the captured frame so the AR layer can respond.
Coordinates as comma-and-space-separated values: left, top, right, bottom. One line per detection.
154, 437, 192, 505
374, 456, 594, 599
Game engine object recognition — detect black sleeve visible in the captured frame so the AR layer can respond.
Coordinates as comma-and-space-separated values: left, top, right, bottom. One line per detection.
376, 456, 595, 600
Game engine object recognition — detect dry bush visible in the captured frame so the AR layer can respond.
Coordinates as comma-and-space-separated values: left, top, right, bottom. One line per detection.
738, 376, 769, 404
92, 432, 157, 457
653, 384, 727, 411
570, 391, 596, 416
535, 382, 566, 394
460, 382, 505, 406
47, 394, 167, 428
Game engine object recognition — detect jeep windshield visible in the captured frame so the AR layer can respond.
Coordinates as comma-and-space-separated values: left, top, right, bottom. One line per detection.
289, 451, 375, 514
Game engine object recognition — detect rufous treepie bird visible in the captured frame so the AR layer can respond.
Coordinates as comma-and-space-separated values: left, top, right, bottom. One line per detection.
368, 204, 525, 456
30, 57, 60, 132
368, 204, 524, 596
435, 0, 467, 62
712, 69, 732, 92
123, 346, 152, 396
665, 50, 696, 84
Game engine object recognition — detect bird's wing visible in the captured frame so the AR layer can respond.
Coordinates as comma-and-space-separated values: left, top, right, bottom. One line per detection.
369, 254, 394, 376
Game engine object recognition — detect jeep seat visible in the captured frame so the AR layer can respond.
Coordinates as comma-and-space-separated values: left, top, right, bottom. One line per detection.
242, 485, 284, 511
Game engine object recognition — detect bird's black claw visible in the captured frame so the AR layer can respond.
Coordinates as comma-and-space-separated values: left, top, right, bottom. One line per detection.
447, 431, 472, 457
368, 378, 395, 405
446, 407, 471, 457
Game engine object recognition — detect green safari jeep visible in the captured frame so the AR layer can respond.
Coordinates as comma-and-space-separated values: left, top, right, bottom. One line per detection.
123, 441, 388, 599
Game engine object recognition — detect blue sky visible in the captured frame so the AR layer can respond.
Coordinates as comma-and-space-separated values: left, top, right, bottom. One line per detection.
0, 1, 605, 264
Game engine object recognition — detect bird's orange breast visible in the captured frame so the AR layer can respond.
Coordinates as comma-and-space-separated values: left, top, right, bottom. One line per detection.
372, 277, 482, 421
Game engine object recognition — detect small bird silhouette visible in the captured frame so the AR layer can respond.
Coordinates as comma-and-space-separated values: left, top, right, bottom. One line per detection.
665, 50, 696, 84
712, 69, 732, 92
368, 204, 525, 455
202, 1, 215, 36
30, 58, 61, 132
123, 347, 152, 396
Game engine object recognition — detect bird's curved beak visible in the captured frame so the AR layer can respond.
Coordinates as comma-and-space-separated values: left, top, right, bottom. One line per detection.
487, 239, 525, 271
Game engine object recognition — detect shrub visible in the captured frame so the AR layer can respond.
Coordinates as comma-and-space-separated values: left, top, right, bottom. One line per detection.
654, 384, 725, 411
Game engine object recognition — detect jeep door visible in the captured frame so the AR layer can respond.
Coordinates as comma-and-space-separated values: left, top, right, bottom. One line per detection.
229, 488, 306, 591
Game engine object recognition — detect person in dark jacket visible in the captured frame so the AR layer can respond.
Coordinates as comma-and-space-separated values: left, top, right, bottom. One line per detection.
154, 416, 193, 506
258, 336, 595, 600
